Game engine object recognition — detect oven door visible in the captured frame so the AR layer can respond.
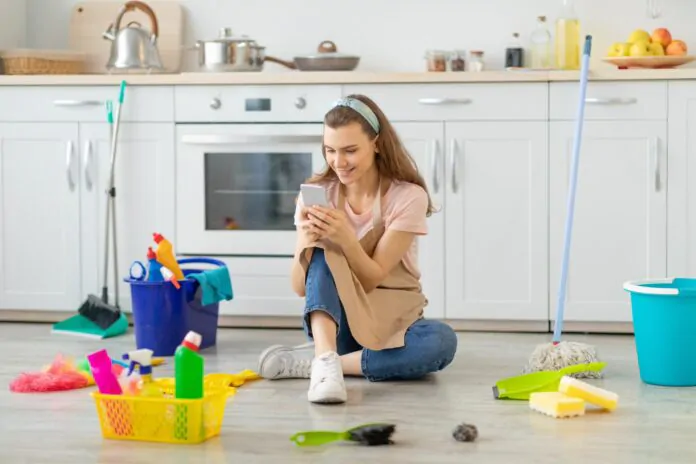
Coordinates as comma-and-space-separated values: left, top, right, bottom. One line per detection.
176, 123, 326, 256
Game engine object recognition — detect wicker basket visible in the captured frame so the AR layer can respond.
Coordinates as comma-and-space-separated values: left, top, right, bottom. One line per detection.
0, 49, 86, 75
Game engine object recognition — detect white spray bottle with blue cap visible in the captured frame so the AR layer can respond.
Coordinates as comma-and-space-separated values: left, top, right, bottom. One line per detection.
122, 348, 162, 398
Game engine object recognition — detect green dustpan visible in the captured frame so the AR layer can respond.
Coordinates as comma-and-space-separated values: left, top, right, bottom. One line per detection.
493, 362, 606, 400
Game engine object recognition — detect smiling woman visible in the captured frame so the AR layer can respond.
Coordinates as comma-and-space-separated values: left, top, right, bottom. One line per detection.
257, 94, 458, 405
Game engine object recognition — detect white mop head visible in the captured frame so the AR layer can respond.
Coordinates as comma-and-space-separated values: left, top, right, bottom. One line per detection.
524, 341, 602, 379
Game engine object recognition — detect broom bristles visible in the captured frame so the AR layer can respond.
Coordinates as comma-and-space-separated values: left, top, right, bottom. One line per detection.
78, 294, 121, 330
524, 341, 602, 379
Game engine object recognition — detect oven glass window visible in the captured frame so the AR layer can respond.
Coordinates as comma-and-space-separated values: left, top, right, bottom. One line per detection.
204, 152, 313, 230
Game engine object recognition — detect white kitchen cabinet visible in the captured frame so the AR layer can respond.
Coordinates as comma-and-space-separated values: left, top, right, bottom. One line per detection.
78, 123, 176, 313
549, 121, 667, 323
443, 121, 549, 322
667, 82, 696, 278
392, 122, 445, 319
0, 123, 82, 310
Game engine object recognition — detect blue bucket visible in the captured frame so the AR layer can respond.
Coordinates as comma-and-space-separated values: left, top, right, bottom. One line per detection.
624, 278, 696, 386
124, 257, 225, 357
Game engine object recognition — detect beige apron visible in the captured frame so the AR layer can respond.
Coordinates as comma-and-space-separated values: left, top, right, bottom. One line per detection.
296, 179, 427, 350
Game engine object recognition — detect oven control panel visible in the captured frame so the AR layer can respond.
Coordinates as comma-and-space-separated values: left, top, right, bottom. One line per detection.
174, 85, 341, 123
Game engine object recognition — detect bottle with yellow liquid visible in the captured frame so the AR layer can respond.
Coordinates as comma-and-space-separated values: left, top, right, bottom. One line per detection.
555, 0, 581, 70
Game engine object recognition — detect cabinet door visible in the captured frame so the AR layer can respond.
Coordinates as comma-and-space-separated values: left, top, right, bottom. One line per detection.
0, 123, 82, 310
549, 121, 667, 323
392, 122, 445, 319
79, 123, 176, 312
444, 121, 548, 321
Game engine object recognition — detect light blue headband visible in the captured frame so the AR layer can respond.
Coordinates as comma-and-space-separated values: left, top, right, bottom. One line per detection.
331, 97, 380, 133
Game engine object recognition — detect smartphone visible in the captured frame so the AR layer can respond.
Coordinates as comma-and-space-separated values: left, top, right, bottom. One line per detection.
300, 183, 329, 207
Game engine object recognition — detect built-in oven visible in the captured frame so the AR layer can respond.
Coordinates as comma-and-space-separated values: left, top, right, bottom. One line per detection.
174, 85, 339, 258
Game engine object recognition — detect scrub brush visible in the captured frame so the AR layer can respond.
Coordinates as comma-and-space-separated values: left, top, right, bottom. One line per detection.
524, 35, 602, 379
290, 423, 396, 447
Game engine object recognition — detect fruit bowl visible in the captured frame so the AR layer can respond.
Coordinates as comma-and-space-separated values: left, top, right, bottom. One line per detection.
602, 55, 695, 69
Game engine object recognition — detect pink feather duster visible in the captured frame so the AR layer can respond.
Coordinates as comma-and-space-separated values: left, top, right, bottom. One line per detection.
10, 354, 91, 393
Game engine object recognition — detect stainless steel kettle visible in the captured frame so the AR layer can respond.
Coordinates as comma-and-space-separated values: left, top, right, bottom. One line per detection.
103, 1, 163, 71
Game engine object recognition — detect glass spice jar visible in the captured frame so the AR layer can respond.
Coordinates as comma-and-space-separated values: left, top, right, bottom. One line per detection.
425, 50, 448, 72
449, 50, 466, 71
469, 50, 485, 72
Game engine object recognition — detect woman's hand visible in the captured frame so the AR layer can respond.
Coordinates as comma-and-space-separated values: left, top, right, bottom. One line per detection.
307, 205, 355, 248
297, 217, 320, 248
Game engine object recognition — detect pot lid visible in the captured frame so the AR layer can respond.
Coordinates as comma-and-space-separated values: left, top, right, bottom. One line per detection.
296, 40, 359, 59
206, 27, 258, 44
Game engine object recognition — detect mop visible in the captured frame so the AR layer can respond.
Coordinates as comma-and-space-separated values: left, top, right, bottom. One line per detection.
52, 81, 129, 339
524, 36, 602, 379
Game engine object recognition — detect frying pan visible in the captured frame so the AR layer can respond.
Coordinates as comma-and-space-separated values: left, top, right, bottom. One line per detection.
266, 40, 359, 71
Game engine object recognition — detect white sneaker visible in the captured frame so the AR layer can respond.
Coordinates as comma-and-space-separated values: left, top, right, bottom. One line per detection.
257, 343, 314, 380
307, 351, 347, 404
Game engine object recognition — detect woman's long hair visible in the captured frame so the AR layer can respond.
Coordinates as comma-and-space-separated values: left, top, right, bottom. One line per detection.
306, 94, 436, 217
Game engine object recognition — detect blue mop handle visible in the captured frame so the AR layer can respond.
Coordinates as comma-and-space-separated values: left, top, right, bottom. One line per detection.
552, 35, 592, 343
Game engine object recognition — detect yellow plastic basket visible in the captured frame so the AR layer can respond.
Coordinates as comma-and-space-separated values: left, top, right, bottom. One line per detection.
90, 380, 235, 444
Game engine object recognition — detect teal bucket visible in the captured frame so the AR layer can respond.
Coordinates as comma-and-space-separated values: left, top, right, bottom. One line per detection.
624, 278, 696, 387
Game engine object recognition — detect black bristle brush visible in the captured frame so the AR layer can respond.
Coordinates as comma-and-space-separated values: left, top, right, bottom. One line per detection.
290, 423, 396, 447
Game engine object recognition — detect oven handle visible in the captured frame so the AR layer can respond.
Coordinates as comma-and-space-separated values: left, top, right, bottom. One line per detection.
181, 134, 323, 145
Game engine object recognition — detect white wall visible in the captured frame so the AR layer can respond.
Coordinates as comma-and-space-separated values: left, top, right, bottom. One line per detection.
0, 0, 26, 49
24, 0, 696, 71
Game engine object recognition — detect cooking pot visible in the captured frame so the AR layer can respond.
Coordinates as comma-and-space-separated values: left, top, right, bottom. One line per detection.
192, 30, 359, 72
103, 0, 163, 71
265, 40, 360, 71
193, 28, 265, 72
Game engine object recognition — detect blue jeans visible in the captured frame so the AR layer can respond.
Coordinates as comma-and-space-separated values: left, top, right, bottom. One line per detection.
303, 247, 458, 382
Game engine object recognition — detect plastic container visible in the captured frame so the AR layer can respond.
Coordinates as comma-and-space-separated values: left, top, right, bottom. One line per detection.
623, 278, 696, 386
90, 381, 234, 444
146, 246, 163, 282
125, 258, 226, 357
153, 232, 184, 280
87, 349, 123, 395
175, 331, 204, 399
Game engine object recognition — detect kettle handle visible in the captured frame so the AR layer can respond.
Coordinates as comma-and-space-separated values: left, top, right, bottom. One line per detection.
114, 0, 159, 38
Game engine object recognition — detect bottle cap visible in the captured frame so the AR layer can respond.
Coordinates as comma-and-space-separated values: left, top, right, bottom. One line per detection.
153, 232, 164, 243
147, 246, 156, 260
182, 331, 202, 351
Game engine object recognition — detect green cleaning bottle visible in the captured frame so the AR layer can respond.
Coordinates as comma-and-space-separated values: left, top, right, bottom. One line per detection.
174, 331, 204, 399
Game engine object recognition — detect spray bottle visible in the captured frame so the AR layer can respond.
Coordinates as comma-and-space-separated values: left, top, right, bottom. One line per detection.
174, 331, 204, 399
122, 349, 163, 398
87, 349, 122, 395
146, 246, 164, 282
152, 232, 184, 280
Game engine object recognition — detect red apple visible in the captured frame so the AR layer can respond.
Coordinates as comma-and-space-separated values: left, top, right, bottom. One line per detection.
666, 39, 688, 56
651, 28, 672, 48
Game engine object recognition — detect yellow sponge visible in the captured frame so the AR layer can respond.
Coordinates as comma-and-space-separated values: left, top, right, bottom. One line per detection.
529, 392, 585, 418
559, 376, 619, 411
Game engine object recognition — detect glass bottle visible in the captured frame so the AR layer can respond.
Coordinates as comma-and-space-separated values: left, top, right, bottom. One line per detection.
530, 15, 552, 69
555, 0, 581, 70
469, 51, 485, 72
505, 33, 525, 68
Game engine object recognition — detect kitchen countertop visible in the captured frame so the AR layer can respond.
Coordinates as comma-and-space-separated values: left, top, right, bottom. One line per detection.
1, 68, 696, 85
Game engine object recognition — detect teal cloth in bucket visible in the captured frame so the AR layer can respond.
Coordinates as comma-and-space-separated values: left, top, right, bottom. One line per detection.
624, 277, 696, 387
188, 266, 234, 306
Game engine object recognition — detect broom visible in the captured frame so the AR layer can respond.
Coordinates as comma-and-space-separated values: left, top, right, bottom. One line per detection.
77, 81, 128, 330
524, 36, 602, 379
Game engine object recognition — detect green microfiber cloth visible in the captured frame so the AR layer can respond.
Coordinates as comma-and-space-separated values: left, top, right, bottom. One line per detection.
188, 266, 234, 306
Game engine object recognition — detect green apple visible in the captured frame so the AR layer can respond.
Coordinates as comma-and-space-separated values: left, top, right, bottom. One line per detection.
608, 42, 631, 57
649, 42, 665, 56
630, 41, 652, 57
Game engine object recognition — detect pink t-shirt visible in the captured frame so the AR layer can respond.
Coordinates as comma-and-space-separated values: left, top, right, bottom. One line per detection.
295, 180, 429, 278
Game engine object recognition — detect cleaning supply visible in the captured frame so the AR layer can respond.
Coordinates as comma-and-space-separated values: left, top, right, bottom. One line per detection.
87, 349, 122, 395
187, 266, 234, 306
559, 376, 619, 411
146, 246, 164, 282
290, 423, 397, 447
123, 349, 163, 398
9, 354, 91, 393
524, 36, 602, 379
175, 331, 204, 399
52, 81, 129, 341
160, 266, 181, 289
153, 232, 184, 280
493, 362, 606, 400
529, 392, 585, 418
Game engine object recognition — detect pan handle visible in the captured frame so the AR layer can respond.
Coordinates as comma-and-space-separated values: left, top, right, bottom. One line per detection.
264, 55, 297, 70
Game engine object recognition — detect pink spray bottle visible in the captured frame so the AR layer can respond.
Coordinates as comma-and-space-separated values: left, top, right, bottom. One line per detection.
87, 349, 122, 395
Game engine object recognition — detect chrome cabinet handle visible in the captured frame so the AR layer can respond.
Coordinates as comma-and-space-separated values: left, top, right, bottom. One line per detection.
53, 100, 103, 107
419, 98, 472, 105
653, 137, 661, 192
66, 140, 75, 191
450, 139, 459, 193
430, 139, 440, 194
83, 140, 93, 191
584, 97, 637, 105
